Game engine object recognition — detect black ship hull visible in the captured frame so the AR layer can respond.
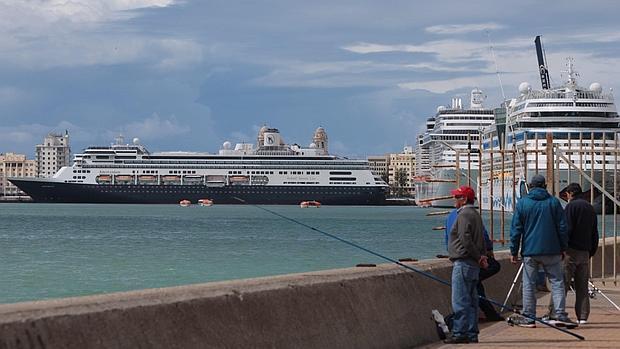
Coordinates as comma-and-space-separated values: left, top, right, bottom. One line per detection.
9, 179, 387, 205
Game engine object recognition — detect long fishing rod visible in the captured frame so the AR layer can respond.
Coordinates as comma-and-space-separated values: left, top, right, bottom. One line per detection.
233, 197, 584, 340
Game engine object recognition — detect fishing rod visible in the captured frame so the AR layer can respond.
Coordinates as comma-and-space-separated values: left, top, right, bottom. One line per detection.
233, 197, 585, 341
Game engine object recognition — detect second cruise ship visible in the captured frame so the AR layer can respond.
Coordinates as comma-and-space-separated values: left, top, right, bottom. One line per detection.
414, 89, 495, 207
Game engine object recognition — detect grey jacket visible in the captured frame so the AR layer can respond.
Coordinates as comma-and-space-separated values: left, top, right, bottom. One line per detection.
448, 205, 486, 262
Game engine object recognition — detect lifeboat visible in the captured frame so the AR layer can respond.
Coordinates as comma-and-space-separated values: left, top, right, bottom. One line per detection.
198, 199, 213, 207
300, 200, 321, 208
96, 175, 112, 184
179, 199, 191, 207
114, 175, 134, 184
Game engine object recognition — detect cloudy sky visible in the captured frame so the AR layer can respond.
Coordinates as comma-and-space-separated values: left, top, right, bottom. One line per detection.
1, 0, 619, 158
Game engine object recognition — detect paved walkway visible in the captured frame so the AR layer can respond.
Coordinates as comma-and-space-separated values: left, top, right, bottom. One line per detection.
427, 284, 620, 348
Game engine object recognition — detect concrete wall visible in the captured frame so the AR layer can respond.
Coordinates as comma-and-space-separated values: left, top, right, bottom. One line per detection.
2, 237, 617, 349
0, 253, 522, 349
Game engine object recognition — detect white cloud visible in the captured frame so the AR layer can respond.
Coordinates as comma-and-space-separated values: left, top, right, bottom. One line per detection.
0, 120, 97, 154
425, 23, 505, 35
0, 86, 24, 104
116, 113, 190, 141
0, 0, 176, 27
342, 40, 497, 64
0, 0, 198, 70
398, 75, 500, 94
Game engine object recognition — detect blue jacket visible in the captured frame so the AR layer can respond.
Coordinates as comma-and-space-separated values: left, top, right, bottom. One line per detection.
445, 208, 492, 252
510, 187, 568, 256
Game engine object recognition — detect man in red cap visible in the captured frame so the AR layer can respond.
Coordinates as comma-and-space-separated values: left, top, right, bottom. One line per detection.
443, 185, 487, 344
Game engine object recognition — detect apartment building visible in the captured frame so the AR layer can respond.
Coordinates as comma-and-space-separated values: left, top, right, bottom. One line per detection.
0, 153, 36, 197
36, 132, 71, 177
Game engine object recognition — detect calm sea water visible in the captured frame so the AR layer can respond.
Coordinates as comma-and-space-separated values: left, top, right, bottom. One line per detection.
1, 203, 481, 304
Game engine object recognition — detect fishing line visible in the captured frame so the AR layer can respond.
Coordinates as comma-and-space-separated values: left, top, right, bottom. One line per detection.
233, 197, 585, 340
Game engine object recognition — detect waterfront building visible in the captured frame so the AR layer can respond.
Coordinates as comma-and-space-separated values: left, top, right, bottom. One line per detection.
36, 131, 71, 177
0, 153, 36, 197
367, 155, 389, 181
388, 146, 416, 196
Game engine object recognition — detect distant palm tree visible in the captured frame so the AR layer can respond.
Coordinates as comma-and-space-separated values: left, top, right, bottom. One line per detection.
393, 168, 409, 197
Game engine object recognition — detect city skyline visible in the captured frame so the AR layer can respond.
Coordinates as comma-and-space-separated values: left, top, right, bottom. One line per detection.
1, 1, 619, 158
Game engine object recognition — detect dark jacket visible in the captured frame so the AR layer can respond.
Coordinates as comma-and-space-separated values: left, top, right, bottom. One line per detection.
510, 187, 568, 256
445, 208, 492, 252
565, 196, 599, 257
448, 205, 485, 262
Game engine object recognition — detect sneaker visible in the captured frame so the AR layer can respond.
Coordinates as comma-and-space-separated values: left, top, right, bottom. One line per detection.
578, 319, 588, 325
507, 315, 536, 328
549, 316, 578, 328
443, 336, 470, 344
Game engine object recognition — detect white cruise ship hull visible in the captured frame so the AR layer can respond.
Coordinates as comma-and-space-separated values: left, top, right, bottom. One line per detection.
479, 169, 616, 213
415, 169, 479, 207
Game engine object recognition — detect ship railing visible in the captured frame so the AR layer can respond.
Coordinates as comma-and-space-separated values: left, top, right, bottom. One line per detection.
447, 131, 620, 285
517, 90, 614, 102
551, 134, 620, 285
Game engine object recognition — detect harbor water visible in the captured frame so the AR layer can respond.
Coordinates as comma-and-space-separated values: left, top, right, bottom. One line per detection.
1, 204, 468, 305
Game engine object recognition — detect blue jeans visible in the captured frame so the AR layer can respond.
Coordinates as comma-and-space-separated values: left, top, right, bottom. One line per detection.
451, 259, 480, 339
522, 255, 567, 318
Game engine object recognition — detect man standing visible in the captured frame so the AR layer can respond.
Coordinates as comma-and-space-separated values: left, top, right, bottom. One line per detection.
444, 211, 504, 324
562, 183, 599, 324
510, 174, 574, 327
444, 185, 487, 344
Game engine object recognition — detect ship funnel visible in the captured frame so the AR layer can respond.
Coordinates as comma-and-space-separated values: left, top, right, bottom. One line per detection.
451, 98, 462, 109
263, 132, 281, 147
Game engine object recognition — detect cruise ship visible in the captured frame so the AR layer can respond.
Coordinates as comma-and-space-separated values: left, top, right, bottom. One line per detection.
9, 127, 388, 204
479, 56, 620, 212
414, 89, 495, 207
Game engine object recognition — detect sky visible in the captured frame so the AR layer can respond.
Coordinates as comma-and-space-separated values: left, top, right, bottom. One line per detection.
1, 0, 619, 159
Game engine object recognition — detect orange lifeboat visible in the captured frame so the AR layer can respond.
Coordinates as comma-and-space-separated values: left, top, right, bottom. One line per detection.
179, 199, 191, 207
198, 199, 213, 207
300, 200, 321, 208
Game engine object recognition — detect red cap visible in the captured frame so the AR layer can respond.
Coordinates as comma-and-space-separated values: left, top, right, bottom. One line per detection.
450, 185, 476, 202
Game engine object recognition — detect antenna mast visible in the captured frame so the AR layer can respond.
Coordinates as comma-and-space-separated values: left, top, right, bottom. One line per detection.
535, 36, 551, 89
486, 31, 506, 101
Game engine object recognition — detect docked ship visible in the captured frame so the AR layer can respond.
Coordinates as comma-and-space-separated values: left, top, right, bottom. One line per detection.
414, 89, 495, 207
479, 37, 620, 212
9, 127, 388, 204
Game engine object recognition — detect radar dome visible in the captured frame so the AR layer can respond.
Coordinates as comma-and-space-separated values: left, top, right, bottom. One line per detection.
436, 106, 446, 112
309, 142, 317, 149
223, 141, 232, 149
518, 82, 531, 95
132, 138, 140, 145
589, 82, 602, 93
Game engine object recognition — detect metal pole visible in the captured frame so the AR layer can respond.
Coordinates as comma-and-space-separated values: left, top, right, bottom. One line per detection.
615, 132, 618, 285
467, 133, 472, 187
501, 146, 505, 244
602, 132, 607, 282
456, 150, 461, 188
567, 132, 572, 185
579, 132, 583, 187
591, 132, 595, 205
546, 132, 554, 195
478, 134, 483, 214
512, 150, 516, 214
535, 132, 539, 174
490, 150, 494, 243
524, 132, 529, 185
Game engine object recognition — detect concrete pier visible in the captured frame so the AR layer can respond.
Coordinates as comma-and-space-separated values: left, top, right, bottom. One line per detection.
0, 253, 520, 349
0, 238, 617, 348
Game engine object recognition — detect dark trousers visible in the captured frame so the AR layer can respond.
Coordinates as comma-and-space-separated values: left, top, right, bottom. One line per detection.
548, 248, 591, 320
